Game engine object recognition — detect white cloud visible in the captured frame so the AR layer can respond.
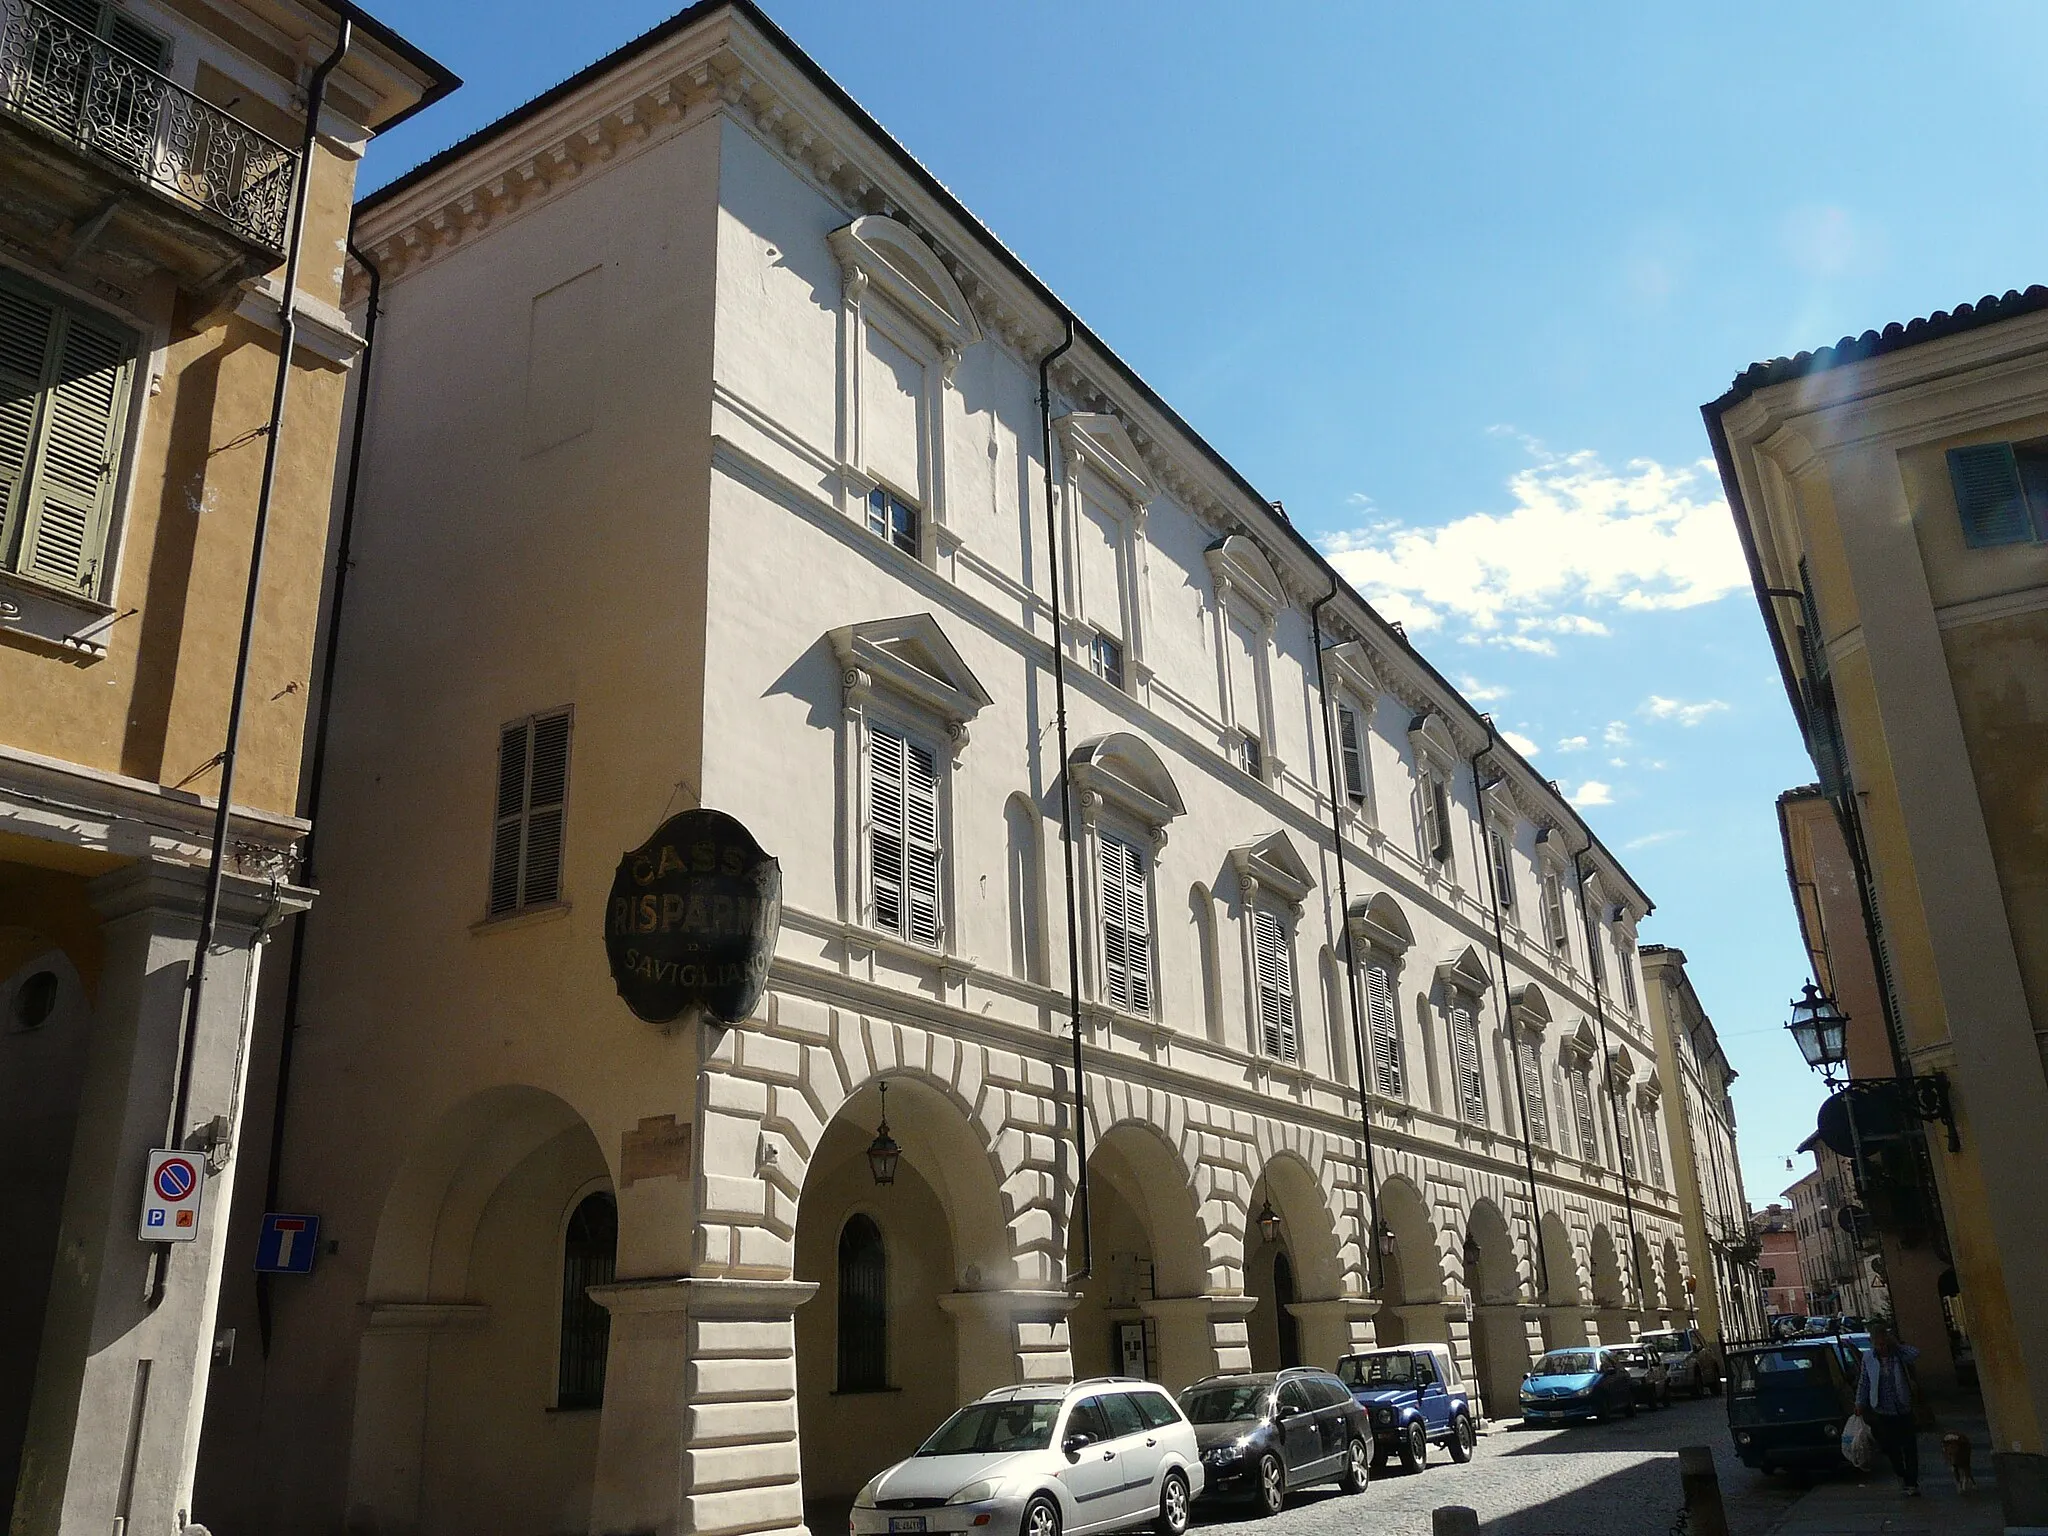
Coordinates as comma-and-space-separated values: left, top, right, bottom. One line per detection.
1325, 443, 1748, 645
1501, 729, 1540, 757
1569, 779, 1615, 807
1643, 694, 1730, 727
1608, 757, 1629, 768
1625, 829, 1686, 850
1556, 735, 1590, 753
1458, 675, 1509, 703
1603, 720, 1632, 747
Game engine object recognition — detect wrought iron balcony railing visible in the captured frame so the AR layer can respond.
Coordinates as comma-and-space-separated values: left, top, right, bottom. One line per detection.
0, 0, 296, 252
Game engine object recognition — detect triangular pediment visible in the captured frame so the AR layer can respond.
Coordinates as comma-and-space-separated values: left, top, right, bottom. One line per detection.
1230, 830, 1315, 906
1056, 413, 1155, 506
829, 614, 991, 724
1436, 945, 1492, 996
1324, 640, 1382, 700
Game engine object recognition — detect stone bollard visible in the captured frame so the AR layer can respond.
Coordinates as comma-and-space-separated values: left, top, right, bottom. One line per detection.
1431, 1508, 1480, 1536
1677, 1446, 1729, 1536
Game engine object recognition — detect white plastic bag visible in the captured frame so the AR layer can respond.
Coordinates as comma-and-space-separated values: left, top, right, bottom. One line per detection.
1842, 1414, 1878, 1471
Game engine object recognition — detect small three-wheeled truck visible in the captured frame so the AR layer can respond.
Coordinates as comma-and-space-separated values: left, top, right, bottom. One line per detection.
1724, 1337, 1862, 1473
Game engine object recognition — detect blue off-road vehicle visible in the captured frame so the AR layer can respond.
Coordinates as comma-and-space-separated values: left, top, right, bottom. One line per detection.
1334, 1345, 1477, 1473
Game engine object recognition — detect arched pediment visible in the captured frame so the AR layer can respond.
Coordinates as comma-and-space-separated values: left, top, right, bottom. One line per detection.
828, 215, 981, 351
1348, 891, 1413, 956
1606, 1042, 1636, 1090
1436, 945, 1492, 996
1055, 413, 1155, 507
1070, 732, 1185, 829
1508, 983, 1552, 1031
829, 613, 992, 726
1230, 830, 1315, 908
1205, 534, 1285, 618
1408, 711, 1461, 771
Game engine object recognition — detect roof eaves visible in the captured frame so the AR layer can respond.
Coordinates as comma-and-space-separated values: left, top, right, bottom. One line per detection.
316, 0, 461, 133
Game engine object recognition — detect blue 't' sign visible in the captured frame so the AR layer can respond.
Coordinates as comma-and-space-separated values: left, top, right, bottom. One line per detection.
254, 1212, 321, 1275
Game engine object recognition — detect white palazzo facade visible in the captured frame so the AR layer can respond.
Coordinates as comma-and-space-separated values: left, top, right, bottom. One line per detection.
195, 5, 1693, 1534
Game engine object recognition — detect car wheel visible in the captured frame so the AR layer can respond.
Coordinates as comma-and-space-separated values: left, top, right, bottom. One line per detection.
1399, 1420, 1427, 1474
1255, 1453, 1286, 1516
1340, 1436, 1371, 1495
1156, 1471, 1190, 1536
1022, 1496, 1061, 1536
1447, 1413, 1476, 1463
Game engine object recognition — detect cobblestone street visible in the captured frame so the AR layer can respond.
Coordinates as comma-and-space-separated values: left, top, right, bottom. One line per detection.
1194, 1397, 1811, 1536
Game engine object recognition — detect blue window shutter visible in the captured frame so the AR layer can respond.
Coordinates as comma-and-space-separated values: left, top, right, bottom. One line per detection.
1947, 444, 2032, 547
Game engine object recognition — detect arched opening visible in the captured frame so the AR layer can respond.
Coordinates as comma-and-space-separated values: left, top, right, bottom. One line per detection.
1247, 1153, 1347, 1369
1462, 1200, 1527, 1422
795, 1074, 1001, 1525
348, 1085, 614, 1536
1538, 1212, 1587, 1349
1370, 1174, 1443, 1349
557, 1191, 617, 1409
1069, 1122, 1209, 1388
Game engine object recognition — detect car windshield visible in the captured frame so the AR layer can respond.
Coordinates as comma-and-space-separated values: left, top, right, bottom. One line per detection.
1641, 1333, 1687, 1354
1180, 1384, 1270, 1424
1535, 1351, 1598, 1375
1727, 1349, 1836, 1397
916, 1400, 1060, 1456
1336, 1354, 1413, 1387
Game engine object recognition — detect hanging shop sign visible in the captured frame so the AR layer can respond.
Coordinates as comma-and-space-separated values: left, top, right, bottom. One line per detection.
605, 808, 781, 1028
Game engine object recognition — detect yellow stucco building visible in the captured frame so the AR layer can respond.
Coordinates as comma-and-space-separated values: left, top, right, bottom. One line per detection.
0, 3, 451, 1531
1709, 286, 2048, 1522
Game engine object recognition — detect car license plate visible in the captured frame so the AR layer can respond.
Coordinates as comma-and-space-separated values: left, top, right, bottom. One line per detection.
889, 1519, 927, 1533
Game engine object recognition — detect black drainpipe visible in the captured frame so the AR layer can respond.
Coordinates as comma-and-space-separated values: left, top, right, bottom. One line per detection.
1472, 721, 1548, 1302
254, 228, 382, 1355
1573, 844, 1645, 1308
1039, 316, 1090, 1284
153, 19, 352, 1308
1310, 586, 1382, 1295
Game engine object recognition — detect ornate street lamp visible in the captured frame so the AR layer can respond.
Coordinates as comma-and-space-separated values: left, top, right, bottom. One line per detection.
1256, 1199, 1282, 1245
1785, 981, 1850, 1082
865, 1080, 902, 1186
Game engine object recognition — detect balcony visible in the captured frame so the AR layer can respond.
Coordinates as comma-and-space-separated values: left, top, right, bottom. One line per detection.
0, 0, 296, 291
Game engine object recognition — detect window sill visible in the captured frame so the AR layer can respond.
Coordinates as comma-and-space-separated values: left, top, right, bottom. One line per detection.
830, 1386, 902, 1397
471, 901, 573, 936
0, 570, 122, 658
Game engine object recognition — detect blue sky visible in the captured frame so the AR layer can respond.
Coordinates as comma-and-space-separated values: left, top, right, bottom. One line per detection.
360, 2, 2048, 1205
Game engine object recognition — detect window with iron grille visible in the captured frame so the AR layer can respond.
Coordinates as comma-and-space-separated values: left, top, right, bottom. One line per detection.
867, 723, 941, 947
1571, 1065, 1600, 1166
490, 710, 572, 917
557, 1191, 616, 1408
1338, 703, 1367, 806
1518, 1031, 1548, 1146
1447, 995, 1485, 1125
837, 1213, 887, 1391
0, 267, 138, 600
1252, 907, 1297, 1062
1099, 833, 1151, 1014
866, 486, 919, 555
1363, 958, 1403, 1099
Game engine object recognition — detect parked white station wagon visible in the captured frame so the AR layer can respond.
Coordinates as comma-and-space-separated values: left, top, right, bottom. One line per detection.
851, 1379, 1204, 1536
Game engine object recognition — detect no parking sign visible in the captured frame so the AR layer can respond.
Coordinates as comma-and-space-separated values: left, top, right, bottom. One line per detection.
139, 1150, 204, 1242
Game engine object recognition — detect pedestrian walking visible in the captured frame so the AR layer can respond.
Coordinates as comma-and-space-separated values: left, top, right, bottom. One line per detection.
1852, 1321, 1921, 1496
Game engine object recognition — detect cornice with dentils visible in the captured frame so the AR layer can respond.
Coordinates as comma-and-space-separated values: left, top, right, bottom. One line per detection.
348, 0, 1650, 919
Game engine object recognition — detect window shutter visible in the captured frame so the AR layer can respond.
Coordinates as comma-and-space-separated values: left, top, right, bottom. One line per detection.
1419, 774, 1442, 861
1615, 1096, 1636, 1177
1448, 998, 1485, 1124
1338, 705, 1366, 803
903, 739, 941, 946
1430, 777, 1453, 864
1365, 959, 1402, 1098
1099, 836, 1151, 1014
522, 712, 570, 906
490, 721, 529, 917
1252, 907, 1296, 1062
1553, 1060, 1572, 1155
868, 726, 907, 938
1947, 443, 2034, 548
1572, 1068, 1600, 1166
1543, 874, 1569, 955
0, 284, 56, 562
1643, 1108, 1664, 1185
103, 8, 170, 67
1519, 1033, 1548, 1146
1490, 827, 1514, 914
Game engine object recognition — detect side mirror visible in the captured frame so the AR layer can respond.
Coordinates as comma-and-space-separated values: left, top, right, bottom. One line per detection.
1275, 1402, 1300, 1420
1063, 1433, 1093, 1459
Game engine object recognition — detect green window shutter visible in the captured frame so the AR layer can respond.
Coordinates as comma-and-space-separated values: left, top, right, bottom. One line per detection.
0, 284, 58, 570
1947, 443, 2034, 548
18, 305, 133, 596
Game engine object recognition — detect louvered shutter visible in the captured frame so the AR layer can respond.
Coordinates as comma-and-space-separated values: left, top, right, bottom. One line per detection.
1642, 1108, 1664, 1186
489, 722, 528, 916
1614, 1092, 1636, 1177
1553, 1061, 1573, 1155
1947, 443, 2035, 548
522, 712, 570, 906
1365, 960, 1402, 1098
0, 284, 56, 569
1252, 908, 1297, 1062
1490, 828, 1514, 914
1338, 705, 1366, 803
868, 726, 907, 938
1419, 775, 1442, 861
1572, 1068, 1600, 1166
1543, 874, 1569, 955
1100, 836, 1150, 1014
17, 307, 131, 594
903, 739, 940, 946
1519, 1033, 1548, 1146
1430, 777, 1453, 865
1449, 998, 1485, 1124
